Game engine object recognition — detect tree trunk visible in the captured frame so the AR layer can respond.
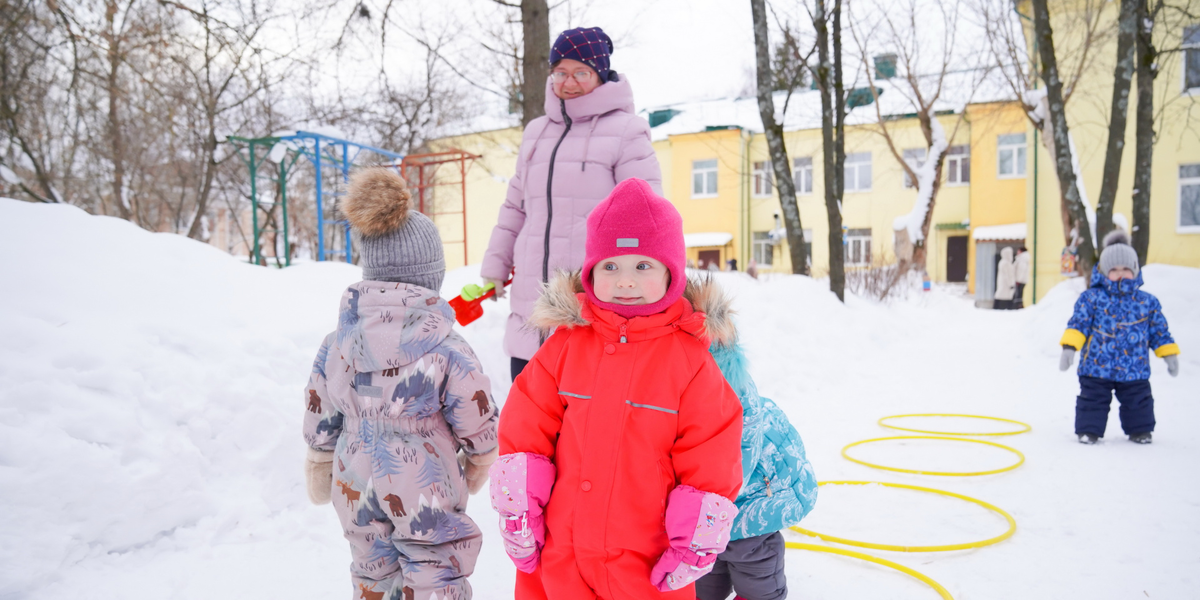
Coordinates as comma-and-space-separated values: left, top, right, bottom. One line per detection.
1131, 0, 1155, 263
105, 0, 132, 222
1095, 0, 1137, 244
750, 0, 808, 275
815, 0, 845, 300
520, 0, 549, 127
1031, 0, 1096, 274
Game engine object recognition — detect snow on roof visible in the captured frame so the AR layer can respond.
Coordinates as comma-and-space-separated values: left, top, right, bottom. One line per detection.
685, 232, 734, 248
640, 69, 1016, 142
972, 223, 1027, 241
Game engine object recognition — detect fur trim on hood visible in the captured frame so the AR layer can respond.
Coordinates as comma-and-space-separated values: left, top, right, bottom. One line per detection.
529, 270, 737, 346
342, 168, 413, 237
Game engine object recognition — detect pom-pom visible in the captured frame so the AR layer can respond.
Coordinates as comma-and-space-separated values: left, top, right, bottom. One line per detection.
1102, 228, 1131, 249
341, 168, 412, 237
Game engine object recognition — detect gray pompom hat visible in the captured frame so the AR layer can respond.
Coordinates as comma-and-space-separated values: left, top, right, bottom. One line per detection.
1098, 229, 1139, 276
341, 168, 445, 292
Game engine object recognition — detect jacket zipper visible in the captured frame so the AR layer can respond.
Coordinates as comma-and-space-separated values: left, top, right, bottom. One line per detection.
619, 324, 627, 343
542, 98, 573, 286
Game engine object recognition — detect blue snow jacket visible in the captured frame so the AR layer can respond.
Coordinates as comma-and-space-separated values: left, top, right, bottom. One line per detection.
710, 341, 818, 541
1061, 267, 1179, 382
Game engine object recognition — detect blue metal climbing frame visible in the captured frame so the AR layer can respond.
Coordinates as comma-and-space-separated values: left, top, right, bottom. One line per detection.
228, 130, 405, 265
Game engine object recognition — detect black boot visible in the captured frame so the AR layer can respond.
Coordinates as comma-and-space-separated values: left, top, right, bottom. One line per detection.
1077, 433, 1099, 444
1129, 432, 1153, 444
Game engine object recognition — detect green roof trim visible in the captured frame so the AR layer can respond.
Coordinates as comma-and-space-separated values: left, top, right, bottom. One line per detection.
936, 222, 969, 230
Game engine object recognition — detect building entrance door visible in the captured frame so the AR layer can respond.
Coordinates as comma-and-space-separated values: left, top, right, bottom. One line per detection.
698, 250, 721, 270
947, 236, 968, 282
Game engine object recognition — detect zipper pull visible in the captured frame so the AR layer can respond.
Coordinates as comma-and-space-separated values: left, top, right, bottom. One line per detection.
620, 324, 627, 343
764, 476, 772, 497
521, 512, 530, 537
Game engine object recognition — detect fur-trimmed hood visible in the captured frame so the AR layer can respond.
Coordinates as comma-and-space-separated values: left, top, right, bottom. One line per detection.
528, 270, 737, 347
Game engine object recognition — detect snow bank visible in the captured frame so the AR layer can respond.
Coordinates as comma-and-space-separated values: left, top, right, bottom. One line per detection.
2, 198, 1198, 599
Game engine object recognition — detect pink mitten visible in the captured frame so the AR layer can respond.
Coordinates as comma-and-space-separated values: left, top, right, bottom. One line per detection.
650, 485, 738, 592
488, 452, 556, 573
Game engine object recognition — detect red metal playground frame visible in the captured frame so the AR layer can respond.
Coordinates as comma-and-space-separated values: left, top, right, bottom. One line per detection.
400, 150, 480, 267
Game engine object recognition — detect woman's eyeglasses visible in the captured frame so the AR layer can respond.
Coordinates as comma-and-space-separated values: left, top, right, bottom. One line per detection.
549, 70, 595, 83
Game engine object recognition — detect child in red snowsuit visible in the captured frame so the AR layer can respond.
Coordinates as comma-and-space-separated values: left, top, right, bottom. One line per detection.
488, 178, 744, 600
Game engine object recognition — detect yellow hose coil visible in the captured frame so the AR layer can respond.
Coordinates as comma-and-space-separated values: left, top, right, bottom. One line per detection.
784, 541, 954, 599
878, 413, 1032, 437
842, 435, 1025, 476
790, 481, 1016, 552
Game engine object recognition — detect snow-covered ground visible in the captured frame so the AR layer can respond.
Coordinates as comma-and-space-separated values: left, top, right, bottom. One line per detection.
1, 198, 1197, 599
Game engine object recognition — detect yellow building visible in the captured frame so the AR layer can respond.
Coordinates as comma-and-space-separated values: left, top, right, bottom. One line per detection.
425, 18, 1199, 303
1020, 1, 1200, 302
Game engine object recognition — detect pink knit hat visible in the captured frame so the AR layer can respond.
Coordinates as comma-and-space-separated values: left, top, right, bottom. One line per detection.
581, 178, 686, 318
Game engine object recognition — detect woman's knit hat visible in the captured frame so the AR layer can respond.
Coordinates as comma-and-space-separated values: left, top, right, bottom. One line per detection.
550, 27, 617, 83
1098, 228, 1139, 276
341, 168, 445, 291
581, 178, 686, 318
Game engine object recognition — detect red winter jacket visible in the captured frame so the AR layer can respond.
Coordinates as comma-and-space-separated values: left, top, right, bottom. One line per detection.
498, 273, 743, 599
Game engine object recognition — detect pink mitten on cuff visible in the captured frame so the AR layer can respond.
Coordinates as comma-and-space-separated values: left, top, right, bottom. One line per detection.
650, 485, 738, 592
488, 452, 556, 573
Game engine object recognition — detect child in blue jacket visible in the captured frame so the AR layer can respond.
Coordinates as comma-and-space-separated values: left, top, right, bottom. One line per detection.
1059, 230, 1180, 444
696, 336, 818, 600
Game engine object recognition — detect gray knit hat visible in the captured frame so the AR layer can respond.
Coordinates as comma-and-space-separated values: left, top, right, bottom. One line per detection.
341, 168, 445, 291
1098, 229, 1139, 276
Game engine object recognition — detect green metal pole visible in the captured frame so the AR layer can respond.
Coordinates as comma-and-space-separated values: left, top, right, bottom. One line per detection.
249, 141, 260, 266
280, 159, 291, 267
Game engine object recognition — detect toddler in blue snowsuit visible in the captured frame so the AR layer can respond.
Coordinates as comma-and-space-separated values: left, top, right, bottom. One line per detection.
696, 339, 818, 600
1059, 230, 1180, 444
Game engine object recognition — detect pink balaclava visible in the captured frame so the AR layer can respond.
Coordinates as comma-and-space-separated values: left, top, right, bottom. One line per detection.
581, 178, 686, 319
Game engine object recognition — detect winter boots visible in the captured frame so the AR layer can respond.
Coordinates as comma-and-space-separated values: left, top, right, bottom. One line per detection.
1077, 432, 1154, 444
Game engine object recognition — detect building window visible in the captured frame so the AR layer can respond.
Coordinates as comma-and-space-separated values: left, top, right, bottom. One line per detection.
692, 159, 718, 197
845, 228, 872, 266
1185, 25, 1200, 91
946, 145, 970, 185
844, 152, 872, 192
752, 161, 773, 197
903, 148, 926, 188
997, 133, 1027, 178
753, 231, 774, 266
1180, 164, 1200, 232
793, 157, 814, 195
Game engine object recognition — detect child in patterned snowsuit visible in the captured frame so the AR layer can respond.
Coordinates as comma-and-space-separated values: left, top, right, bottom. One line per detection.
695, 342, 818, 600
488, 178, 744, 600
1059, 229, 1180, 444
303, 169, 499, 600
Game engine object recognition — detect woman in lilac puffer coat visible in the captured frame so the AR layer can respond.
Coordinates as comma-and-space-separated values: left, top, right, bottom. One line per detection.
479, 27, 661, 379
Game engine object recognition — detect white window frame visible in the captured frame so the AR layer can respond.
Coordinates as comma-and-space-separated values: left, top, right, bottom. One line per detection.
1179, 164, 1200, 233
752, 231, 774, 266
1183, 25, 1200, 93
946, 145, 970, 186
844, 228, 872, 267
997, 133, 1027, 179
903, 148, 926, 189
692, 159, 718, 198
793, 156, 814, 195
752, 161, 773, 197
844, 152, 872, 193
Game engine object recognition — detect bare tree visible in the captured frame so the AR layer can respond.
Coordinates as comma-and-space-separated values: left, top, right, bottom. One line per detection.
1094, 0, 1138, 245
0, 0, 72, 204
159, 0, 283, 240
1031, 0, 1098, 273
849, 0, 986, 274
750, 0, 809, 275
812, 0, 847, 301
979, 0, 1112, 273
